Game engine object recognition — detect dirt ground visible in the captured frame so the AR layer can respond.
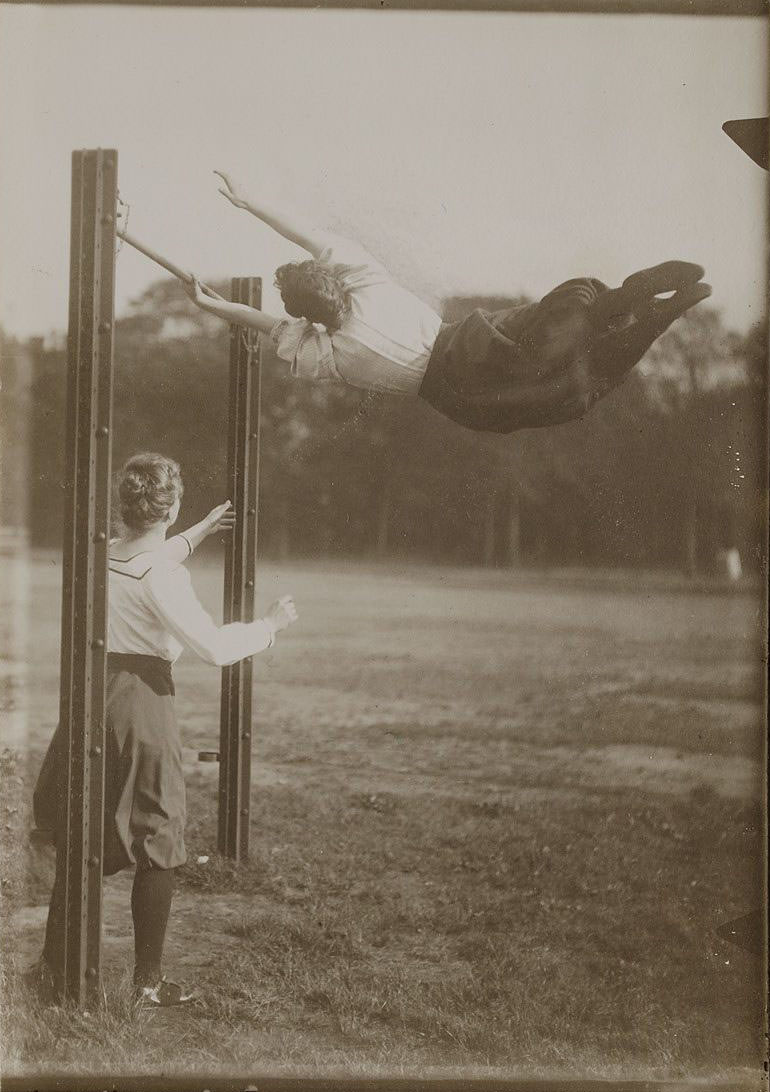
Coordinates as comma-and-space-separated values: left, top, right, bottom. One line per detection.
1, 552, 766, 1085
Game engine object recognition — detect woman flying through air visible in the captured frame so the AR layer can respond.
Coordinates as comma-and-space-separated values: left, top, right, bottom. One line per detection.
185, 172, 712, 434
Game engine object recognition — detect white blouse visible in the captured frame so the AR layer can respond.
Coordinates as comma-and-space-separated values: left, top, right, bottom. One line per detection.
107, 541, 274, 666
270, 239, 443, 396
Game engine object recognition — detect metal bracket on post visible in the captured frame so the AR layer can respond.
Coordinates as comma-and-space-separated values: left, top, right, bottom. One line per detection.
58, 148, 116, 1005
218, 279, 262, 861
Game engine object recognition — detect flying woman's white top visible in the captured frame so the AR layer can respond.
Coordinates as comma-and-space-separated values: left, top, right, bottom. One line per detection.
270, 239, 443, 396
108, 538, 275, 666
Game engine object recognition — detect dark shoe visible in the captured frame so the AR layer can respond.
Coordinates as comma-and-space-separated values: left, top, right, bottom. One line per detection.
589, 280, 713, 385
591, 261, 707, 331
621, 260, 705, 299
133, 976, 196, 1007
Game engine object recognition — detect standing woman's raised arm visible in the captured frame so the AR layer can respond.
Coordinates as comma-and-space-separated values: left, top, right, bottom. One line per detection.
214, 170, 350, 259
163, 501, 237, 564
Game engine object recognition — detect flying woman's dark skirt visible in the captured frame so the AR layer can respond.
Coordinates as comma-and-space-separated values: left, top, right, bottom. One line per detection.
417, 271, 707, 434
417, 277, 620, 434
33, 653, 187, 874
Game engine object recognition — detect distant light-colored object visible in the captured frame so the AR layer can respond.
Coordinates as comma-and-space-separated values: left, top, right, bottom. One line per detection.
196, 856, 210, 865
716, 548, 742, 582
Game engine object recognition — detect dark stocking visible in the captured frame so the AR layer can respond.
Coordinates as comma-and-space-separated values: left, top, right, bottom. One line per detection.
131, 865, 176, 987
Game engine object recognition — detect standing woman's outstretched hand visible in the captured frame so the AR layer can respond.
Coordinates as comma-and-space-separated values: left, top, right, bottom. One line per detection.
265, 595, 298, 634
203, 501, 237, 537
215, 171, 250, 209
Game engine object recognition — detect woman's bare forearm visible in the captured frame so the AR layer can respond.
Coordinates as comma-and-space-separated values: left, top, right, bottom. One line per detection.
197, 296, 280, 334
215, 171, 339, 256
240, 196, 333, 255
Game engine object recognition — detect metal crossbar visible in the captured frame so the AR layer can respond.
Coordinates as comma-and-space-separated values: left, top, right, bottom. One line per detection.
115, 229, 224, 300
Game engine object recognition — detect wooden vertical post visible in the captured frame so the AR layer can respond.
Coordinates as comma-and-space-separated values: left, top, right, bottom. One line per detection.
218, 278, 262, 860
58, 148, 116, 1005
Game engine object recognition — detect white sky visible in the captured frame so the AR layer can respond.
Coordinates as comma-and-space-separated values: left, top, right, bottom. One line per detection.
0, 6, 766, 337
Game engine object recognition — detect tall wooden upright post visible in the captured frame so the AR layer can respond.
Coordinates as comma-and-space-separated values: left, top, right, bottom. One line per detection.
218, 279, 262, 860
58, 148, 117, 1004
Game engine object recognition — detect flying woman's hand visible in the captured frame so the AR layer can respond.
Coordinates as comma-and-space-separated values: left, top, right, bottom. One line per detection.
265, 595, 298, 634
214, 171, 250, 210
183, 274, 281, 334
184, 276, 214, 308
203, 501, 237, 536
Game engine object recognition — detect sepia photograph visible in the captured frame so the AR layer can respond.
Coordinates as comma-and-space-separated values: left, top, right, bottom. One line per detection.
0, 1, 767, 1089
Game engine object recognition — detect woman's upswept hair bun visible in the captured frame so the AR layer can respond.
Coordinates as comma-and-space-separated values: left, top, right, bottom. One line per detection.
116, 452, 183, 534
274, 260, 350, 332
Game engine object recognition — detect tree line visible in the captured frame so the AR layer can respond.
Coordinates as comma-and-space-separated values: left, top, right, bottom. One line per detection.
2, 278, 766, 573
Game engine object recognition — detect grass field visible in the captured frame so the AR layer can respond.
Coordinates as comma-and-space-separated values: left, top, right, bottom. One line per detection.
0, 552, 766, 1086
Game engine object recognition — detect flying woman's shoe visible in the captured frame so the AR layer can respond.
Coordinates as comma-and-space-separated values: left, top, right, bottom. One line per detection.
591, 260, 707, 330
621, 260, 705, 299
134, 976, 197, 1007
589, 279, 713, 388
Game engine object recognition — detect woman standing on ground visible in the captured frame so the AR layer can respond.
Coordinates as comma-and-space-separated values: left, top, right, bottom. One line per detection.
32, 452, 297, 1006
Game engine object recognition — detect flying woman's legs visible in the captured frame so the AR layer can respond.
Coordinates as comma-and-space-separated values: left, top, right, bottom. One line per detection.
481, 276, 713, 432
490, 262, 707, 370
418, 261, 710, 433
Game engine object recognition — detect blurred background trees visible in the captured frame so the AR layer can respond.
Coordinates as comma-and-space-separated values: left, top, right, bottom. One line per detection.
3, 279, 766, 574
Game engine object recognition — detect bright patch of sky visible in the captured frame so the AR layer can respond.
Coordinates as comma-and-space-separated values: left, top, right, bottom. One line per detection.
0, 6, 766, 337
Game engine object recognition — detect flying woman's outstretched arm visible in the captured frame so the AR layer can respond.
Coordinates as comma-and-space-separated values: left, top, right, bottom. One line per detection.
214, 170, 348, 258
185, 278, 281, 333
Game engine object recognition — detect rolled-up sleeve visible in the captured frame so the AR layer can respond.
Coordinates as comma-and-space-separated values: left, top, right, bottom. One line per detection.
270, 319, 337, 382
144, 562, 274, 666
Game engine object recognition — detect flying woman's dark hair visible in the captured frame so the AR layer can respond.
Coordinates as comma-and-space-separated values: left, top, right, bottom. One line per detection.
274, 260, 350, 332
115, 453, 183, 534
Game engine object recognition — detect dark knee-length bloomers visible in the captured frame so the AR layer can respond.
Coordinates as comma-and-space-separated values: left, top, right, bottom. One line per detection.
34, 654, 185, 873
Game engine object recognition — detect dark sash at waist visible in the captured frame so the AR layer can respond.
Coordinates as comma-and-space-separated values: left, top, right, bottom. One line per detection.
107, 652, 175, 696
